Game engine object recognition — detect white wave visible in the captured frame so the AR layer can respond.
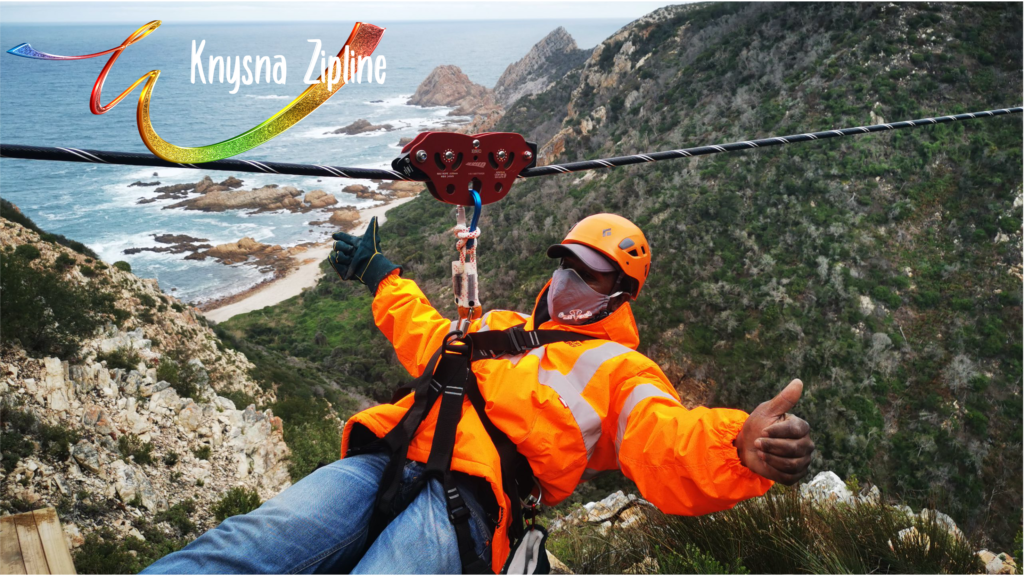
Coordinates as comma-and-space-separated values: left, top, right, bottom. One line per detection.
367, 94, 413, 107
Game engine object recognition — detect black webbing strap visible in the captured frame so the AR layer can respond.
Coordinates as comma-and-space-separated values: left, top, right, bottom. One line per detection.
468, 326, 595, 359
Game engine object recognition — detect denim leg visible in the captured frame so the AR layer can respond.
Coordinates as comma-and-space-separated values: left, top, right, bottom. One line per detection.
351, 470, 495, 574
142, 453, 390, 575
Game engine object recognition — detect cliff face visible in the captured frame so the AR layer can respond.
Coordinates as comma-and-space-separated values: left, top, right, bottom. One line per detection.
0, 214, 292, 556
406, 28, 593, 134
492, 26, 593, 108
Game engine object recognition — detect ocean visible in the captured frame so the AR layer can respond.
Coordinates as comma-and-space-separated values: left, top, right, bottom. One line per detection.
0, 19, 627, 303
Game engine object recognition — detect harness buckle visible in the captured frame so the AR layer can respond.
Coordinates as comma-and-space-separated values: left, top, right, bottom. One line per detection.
507, 325, 540, 354
446, 487, 472, 523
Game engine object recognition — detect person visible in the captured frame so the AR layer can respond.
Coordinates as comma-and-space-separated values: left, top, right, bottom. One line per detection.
143, 213, 814, 575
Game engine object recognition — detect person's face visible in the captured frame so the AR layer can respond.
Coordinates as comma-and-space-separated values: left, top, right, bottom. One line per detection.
559, 254, 619, 296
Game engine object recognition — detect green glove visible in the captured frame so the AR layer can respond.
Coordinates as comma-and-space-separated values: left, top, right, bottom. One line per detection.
329, 216, 401, 294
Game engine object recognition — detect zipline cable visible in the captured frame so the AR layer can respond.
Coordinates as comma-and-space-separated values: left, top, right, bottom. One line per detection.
1, 107, 1019, 182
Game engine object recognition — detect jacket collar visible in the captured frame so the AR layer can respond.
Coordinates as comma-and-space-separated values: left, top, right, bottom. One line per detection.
525, 279, 641, 350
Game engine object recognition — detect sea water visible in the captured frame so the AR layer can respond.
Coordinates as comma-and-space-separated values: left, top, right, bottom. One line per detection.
0, 19, 626, 303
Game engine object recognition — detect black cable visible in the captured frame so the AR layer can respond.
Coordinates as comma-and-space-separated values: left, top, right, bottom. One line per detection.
1, 107, 1019, 182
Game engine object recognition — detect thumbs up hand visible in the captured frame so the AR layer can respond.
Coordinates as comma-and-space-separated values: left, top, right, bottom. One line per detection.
734, 379, 815, 485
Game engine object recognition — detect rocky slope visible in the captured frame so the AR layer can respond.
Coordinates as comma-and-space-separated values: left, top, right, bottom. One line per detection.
493, 26, 593, 108
0, 213, 295, 558
406, 28, 592, 134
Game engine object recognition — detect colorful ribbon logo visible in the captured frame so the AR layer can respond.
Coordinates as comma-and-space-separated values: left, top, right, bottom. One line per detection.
7, 21, 385, 163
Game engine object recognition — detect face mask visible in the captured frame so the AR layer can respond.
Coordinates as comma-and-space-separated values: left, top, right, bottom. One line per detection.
547, 268, 623, 325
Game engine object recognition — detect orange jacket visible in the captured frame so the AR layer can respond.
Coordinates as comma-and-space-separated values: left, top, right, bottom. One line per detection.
341, 273, 773, 572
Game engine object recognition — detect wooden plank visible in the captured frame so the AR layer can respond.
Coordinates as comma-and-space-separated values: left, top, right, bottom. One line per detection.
1, 516, 27, 575
31, 510, 74, 575
11, 514, 48, 575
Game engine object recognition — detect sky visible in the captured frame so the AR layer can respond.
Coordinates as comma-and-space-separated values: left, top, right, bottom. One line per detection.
0, 0, 687, 23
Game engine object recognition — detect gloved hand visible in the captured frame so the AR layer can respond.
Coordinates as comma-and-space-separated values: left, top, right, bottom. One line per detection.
328, 216, 401, 294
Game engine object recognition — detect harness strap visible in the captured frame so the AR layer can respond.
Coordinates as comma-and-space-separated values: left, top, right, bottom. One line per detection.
468, 326, 593, 358
353, 326, 598, 574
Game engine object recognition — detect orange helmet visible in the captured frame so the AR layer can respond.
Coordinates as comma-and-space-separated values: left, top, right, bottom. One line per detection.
547, 213, 651, 298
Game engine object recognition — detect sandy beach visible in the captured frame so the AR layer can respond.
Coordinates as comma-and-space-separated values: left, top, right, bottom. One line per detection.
202, 195, 419, 323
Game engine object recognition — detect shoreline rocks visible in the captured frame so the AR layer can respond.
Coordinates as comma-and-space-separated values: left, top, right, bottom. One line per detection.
167, 184, 305, 213
325, 119, 396, 135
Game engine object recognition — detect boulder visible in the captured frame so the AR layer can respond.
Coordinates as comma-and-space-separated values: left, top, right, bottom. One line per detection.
149, 387, 181, 414
304, 190, 338, 209
193, 176, 216, 194
82, 404, 103, 427
122, 370, 145, 396
167, 185, 304, 212
377, 180, 424, 198
203, 238, 284, 265
978, 550, 1017, 575
342, 184, 369, 194
110, 460, 162, 511
72, 440, 101, 474
325, 119, 396, 135
919, 508, 964, 540
177, 402, 203, 432
41, 357, 71, 412
329, 208, 361, 227
799, 471, 853, 505
139, 380, 170, 397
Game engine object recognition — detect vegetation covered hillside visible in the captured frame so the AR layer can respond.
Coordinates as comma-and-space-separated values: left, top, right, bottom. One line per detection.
218, 1, 1022, 553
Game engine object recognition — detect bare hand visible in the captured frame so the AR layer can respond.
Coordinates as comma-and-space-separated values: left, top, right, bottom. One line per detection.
735, 379, 815, 485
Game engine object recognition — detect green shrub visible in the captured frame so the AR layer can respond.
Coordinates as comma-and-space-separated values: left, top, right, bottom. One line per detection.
172, 303, 185, 313
12, 243, 41, 261
283, 413, 342, 481
79, 264, 97, 277
192, 445, 212, 461
548, 486, 981, 574
0, 255, 116, 358
118, 434, 155, 465
38, 422, 80, 462
73, 528, 146, 574
138, 293, 157, 309
96, 346, 142, 372
1, 401, 78, 467
163, 451, 179, 467
871, 285, 902, 309
0, 402, 37, 473
113, 261, 132, 273
156, 356, 200, 400
54, 252, 76, 270
212, 487, 262, 522
74, 522, 187, 575
155, 498, 197, 536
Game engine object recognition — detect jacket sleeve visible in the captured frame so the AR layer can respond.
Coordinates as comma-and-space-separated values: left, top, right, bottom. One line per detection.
612, 373, 773, 516
371, 271, 484, 377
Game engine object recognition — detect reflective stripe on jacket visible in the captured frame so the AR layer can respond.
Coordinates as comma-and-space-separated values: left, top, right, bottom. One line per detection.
341, 272, 773, 572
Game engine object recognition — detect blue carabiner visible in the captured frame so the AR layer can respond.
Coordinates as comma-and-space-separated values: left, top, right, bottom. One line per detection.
467, 187, 481, 249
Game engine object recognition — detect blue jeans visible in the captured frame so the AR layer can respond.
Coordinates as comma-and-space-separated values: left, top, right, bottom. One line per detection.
142, 453, 495, 574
